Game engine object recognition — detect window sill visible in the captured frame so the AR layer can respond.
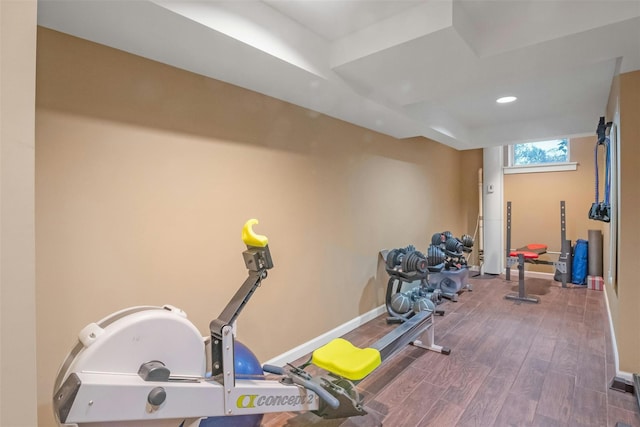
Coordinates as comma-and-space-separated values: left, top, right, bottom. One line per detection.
504, 162, 578, 175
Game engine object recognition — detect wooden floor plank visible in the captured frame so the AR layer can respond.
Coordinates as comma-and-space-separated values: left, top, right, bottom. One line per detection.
532, 413, 567, 427
568, 386, 607, 427
365, 365, 427, 416
607, 404, 640, 427
494, 392, 538, 426
441, 361, 492, 409
489, 331, 531, 381
608, 387, 640, 413
416, 398, 464, 427
582, 327, 606, 357
510, 357, 550, 401
456, 374, 516, 427
536, 371, 575, 424
528, 331, 557, 362
382, 380, 445, 426
358, 352, 417, 396
549, 341, 580, 377
576, 351, 607, 392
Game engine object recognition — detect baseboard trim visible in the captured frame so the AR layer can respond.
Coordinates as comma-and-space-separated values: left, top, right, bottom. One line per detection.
634, 374, 640, 409
602, 286, 636, 387
263, 305, 387, 367
604, 288, 621, 376
613, 371, 635, 383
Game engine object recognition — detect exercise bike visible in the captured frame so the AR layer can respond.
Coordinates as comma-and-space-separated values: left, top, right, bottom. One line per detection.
53, 219, 448, 427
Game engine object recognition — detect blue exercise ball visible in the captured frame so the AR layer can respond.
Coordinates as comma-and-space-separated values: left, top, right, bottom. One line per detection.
198, 414, 262, 427
198, 340, 264, 427
233, 340, 264, 379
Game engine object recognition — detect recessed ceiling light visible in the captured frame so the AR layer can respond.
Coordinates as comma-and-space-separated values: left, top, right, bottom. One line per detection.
497, 96, 517, 104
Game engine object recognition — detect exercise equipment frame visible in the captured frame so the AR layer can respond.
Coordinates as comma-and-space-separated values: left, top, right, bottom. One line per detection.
504, 201, 569, 303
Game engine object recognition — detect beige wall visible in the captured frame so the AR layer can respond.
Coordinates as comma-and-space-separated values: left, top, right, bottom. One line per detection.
611, 70, 640, 373
504, 135, 597, 272
0, 1, 38, 426
35, 28, 482, 426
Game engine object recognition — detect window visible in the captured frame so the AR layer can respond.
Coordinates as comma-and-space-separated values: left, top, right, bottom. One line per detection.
504, 138, 577, 174
513, 138, 569, 165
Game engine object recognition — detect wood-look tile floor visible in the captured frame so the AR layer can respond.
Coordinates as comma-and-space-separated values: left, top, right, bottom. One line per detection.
262, 275, 640, 427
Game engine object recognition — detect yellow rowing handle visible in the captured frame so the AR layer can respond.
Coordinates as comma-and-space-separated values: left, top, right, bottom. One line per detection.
242, 219, 268, 247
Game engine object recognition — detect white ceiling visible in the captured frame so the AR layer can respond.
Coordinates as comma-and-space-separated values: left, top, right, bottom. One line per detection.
37, 0, 640, 150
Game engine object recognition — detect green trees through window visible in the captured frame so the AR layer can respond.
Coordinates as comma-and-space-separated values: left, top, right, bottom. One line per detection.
513, 139, 568, 165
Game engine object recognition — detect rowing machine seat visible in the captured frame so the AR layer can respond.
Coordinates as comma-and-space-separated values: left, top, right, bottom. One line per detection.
312, 338, 381, 381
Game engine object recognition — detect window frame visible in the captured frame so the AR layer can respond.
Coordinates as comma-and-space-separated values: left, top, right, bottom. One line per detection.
504, 138, 577, 175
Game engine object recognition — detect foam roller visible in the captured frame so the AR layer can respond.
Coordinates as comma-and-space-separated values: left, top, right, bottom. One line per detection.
588, 229, 603, 277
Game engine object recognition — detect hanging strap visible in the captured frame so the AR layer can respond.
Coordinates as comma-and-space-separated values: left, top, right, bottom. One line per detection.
593, 117, 612, 205
594, 142, 600, 204
604, 136, 611, 206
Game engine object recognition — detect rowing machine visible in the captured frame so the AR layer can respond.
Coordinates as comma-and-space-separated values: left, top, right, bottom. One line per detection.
53, 220, 449, 427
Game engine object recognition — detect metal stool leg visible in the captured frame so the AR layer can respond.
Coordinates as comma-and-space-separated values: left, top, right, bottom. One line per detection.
505, 253, 539, 303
